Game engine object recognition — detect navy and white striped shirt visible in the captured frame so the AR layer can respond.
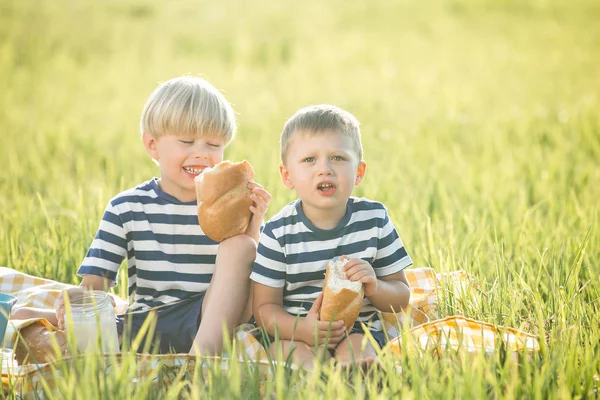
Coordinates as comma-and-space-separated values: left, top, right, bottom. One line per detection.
250, 197, 412, 331
77, 178, 218, 312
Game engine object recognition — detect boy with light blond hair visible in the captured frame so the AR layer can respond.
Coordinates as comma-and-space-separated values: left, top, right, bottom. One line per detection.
251, 105, 411, 369
14, 76, 271, 355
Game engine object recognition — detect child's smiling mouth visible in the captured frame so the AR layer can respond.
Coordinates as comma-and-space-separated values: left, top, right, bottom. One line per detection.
183, 166, 206, 175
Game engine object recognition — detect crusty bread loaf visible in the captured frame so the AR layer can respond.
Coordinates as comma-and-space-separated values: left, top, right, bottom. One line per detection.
195, 160, 255, 242
320, 259, 364, 331
14, 320, 68, 365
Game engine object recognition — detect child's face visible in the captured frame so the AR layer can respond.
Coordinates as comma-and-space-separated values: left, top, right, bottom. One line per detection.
143, 132, 225, 202
280, 130, 366, 217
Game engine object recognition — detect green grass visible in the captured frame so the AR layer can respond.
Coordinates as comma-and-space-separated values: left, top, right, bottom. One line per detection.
1, 0, 599, 397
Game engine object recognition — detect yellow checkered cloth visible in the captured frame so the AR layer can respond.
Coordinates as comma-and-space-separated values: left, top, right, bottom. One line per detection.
0, 267, 129, 314
0, 266, 540, 391
385, 315, 540, 357
0, 267, 129, 348
0, 267, 439, 348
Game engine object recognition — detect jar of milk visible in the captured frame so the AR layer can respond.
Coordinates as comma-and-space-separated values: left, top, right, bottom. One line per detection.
1, 349, 17, 374
64, 291, 120, 353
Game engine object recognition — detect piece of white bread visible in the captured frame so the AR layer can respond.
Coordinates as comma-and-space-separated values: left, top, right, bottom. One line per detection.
319, 258, 364, 331
195, 160, 255, 242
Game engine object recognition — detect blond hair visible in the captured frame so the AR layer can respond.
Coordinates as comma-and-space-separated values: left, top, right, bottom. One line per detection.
280, 104, 363, 163
140, 76, 236, 144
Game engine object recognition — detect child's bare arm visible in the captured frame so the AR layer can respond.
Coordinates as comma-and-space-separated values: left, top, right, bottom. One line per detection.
252, 283, 303, 339
253, 283, 345, 348
366, 270, 411, 313
343, 259, 410, 312
79, 274, 113, 291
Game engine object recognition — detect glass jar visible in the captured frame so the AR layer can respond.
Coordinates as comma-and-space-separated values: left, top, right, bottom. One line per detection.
1, 348, 17, 374
64, 291, 120, 353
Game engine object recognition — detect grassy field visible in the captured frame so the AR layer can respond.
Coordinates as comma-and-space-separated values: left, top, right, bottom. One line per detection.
1, 0, 599, 397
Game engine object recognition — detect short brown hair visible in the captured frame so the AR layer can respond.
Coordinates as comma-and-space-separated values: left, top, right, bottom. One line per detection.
280, 105, 363, 163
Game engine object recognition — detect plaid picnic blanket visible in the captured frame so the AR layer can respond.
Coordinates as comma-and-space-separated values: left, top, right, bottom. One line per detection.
0, 266, 441, 349
0, 266, 540, 393
387, 315, 540, 357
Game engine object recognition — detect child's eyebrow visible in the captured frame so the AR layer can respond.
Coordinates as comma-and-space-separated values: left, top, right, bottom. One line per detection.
330, 148, 353, 155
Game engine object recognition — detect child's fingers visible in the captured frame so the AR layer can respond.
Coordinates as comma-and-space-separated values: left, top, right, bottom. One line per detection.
315, 322, 346, 346
250, 194, 269, 211
317, 334, 344, 346
317, 320, 344, 331
343, 265, 359, 276
317, 326, 344, 338
344, 265, 368, 280
246, 182, 263, 190
251, 185, 268, 194
249, 205, 260, 216
323, 327, 347, 339
309, 292, 324, 314
320, 330, 346, 345
252, 187, 272, 202
341, 257, 355, 267
248, 182, 272, 203
249, 204, 267, 220
342, 258, 363, 271
66, 287, 86, 296
346, 269, 373, 282
251, 191, 272, 209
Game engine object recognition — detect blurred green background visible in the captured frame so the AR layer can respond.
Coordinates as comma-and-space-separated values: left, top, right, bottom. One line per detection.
1, 0, 598, 323
1, 0, 599, 397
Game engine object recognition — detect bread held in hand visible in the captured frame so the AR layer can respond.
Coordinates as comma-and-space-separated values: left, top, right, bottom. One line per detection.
320, 258, 364, 331
195, 160, 255, 242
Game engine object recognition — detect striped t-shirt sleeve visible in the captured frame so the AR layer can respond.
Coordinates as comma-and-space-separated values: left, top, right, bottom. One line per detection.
77, 202, 127, 283
372, 210, 413, 277
250, 226, 286, 288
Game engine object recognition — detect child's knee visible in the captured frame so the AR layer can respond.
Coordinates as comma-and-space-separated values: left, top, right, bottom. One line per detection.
335, 333, 376, 361
219, 234, 257, 259
268, 340, 309, 359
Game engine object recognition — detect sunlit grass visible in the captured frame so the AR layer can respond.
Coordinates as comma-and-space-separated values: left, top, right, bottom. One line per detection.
0, 0, 598, 397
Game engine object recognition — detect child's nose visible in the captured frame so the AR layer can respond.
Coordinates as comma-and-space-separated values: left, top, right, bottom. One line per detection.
317, 159, 333, 175
191, 144, 209, 159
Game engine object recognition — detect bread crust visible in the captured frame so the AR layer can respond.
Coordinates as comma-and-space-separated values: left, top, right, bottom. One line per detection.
319, 260, 364, 331
14, 320, 68, 365
195, 160, 255, 242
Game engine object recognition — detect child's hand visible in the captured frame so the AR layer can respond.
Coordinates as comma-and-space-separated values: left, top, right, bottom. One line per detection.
245, 182, 272, 243
342, 258, 378, 297
301, 292, 346, 349
56, 288, 84, 330
56, 287, 115, 330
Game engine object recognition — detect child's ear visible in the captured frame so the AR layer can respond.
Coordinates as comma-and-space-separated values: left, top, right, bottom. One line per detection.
354, 161, 367, 186
142, 132, 159, 162
279, 164, 294, 189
